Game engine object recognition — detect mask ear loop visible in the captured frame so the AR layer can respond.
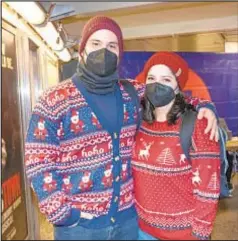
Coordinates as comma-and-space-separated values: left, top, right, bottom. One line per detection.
174, 86, 180, 95
142, 96, 155, 124
79, 50, 88, 66
174, 74, 181, 95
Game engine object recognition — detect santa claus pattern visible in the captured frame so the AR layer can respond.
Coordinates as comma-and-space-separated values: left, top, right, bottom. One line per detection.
62, 175, 73, 193
70, 109, 85, 134
79, 171, 93, 192
43, 172, 57, 193
102, 164, 113, 188
121, 161, 128, 181
34, 118, 48, 140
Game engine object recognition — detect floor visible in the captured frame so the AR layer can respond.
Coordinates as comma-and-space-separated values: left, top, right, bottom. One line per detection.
38, 174, 238, 240
212, 174, 238, 240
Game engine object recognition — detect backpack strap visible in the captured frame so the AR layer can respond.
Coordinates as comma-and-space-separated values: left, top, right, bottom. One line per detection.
120, 79, 141, 131
219, 127, 229, 174
180, 109, 198, 162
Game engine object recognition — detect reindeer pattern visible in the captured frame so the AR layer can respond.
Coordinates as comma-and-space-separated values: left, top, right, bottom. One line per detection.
192, 168, 202, 185
139, 139, 154, 160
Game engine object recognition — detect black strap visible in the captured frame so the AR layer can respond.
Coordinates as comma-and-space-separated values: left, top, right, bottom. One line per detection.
180, 109, 197, 162
120, 79, 141, 131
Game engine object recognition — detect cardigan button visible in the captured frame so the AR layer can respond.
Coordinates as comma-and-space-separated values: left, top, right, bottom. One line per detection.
115, 156, 120, 161
115, 176, 120, 182
113, 132, 118, 139
111, 217, 116, 223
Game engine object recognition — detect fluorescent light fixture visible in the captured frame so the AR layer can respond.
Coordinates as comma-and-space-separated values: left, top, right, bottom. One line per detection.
2, 4, 57, 62
34, 22, 64, 51
4, 3, 71, 62
7, 2, 45, 25
3, 6, 34, 38
57, 48, 71, 62
7, 2, 64, 51
2, 4, 18, 24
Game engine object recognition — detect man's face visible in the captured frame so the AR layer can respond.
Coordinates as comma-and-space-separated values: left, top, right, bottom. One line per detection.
81, 29, 119, 64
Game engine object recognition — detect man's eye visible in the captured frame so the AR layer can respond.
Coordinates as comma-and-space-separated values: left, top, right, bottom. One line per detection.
92, 42, 99, 46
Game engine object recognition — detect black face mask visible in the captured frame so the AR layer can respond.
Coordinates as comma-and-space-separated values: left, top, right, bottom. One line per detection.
85, 48, 118, 77
145, 83, 178, 107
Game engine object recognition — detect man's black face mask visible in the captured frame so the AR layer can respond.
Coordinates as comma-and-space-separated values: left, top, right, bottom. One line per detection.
85, 48, 118, 77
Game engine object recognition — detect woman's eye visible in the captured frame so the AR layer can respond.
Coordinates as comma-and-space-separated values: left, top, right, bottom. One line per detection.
147, 77, 154, 81
109, 44, 116, 49
164, 78, 171, 83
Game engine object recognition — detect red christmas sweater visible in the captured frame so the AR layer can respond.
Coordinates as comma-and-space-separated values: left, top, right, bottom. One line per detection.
132, 118, 220, 240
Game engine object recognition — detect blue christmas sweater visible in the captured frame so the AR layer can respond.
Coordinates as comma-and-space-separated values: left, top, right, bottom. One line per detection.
24, 76, 216, 229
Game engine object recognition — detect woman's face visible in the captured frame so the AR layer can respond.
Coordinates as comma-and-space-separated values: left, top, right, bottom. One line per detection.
146, 64, 178, 91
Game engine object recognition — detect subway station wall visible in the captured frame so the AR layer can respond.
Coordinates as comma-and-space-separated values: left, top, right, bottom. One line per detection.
62, 52, 238, 136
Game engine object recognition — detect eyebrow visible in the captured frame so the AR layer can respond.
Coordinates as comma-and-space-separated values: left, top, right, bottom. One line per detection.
161, 75, 173, 78
109, 42, 118, 45
90, 39, 101, 43
147, 74, 155, 78
89, 39, 118, 45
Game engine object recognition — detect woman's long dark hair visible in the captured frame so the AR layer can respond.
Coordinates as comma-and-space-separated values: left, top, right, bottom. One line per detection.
142, 93, 195, 125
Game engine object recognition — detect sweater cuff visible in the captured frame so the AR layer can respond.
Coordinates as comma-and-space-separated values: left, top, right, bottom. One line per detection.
56, 208, 81, 227
196, 102, 219, 120
192, 231, 210, 240
192, 222, 212, 240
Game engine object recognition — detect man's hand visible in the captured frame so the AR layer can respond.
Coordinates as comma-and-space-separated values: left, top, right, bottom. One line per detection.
197, 108, 219, 142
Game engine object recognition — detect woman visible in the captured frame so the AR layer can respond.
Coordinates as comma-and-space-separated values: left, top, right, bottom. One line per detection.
132, 52, 220, 240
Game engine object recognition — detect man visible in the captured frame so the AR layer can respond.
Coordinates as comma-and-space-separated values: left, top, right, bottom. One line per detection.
25, 16, 219, 240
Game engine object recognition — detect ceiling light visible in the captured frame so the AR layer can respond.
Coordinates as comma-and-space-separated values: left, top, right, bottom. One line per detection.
3, 3, 70, 62
2, 4, 57, 62
7, 2, 45, 25
34, 22, 64, 51
57, 48, 71, 62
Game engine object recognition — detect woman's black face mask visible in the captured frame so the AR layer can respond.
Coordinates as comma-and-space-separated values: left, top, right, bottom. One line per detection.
145, 82, 178, 108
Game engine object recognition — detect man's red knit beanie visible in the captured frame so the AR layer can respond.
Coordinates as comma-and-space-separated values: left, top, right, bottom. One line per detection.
143, 52, 189, 90
79, 16, 123, 59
